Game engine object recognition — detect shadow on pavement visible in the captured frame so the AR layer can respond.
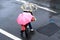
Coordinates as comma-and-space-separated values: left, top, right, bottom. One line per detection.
21, 31, 35, 40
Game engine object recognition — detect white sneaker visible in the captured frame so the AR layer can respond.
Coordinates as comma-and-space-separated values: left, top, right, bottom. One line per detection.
30, 29, 34, 31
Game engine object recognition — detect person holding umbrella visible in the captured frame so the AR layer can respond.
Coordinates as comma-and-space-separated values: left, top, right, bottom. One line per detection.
17, 12, 35, 37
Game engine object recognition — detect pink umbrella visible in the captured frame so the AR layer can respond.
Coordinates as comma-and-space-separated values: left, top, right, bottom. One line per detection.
17, 12, 33, 25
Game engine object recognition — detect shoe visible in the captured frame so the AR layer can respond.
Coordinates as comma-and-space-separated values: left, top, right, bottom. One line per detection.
30, 29, 34, 32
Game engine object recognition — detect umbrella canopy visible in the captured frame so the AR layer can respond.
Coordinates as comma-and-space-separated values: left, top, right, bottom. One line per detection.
21, 3, 37, 12
17, 12, 33, 25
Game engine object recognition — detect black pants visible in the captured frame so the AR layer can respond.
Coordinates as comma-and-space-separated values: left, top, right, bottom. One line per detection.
28, 23, 32, 29
21, 23, 32, 37
21, 24, 28, 37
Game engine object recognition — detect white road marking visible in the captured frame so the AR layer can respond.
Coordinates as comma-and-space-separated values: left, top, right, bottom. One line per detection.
16, 0, 57, 13
0, 28, 22, 40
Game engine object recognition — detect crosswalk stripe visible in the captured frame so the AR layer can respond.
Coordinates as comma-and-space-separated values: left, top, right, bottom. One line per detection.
0, 28, 22, 40
16, 0, 57, 13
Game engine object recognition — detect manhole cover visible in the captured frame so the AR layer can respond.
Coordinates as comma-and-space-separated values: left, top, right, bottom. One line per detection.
37, 23, 60, 37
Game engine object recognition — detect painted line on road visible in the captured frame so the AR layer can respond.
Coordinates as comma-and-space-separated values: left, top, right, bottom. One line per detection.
16, 0, 57, 13
0, 28, 22, 40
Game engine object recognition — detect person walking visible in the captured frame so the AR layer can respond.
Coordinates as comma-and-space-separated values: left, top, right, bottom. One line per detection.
17, 12, 35, 37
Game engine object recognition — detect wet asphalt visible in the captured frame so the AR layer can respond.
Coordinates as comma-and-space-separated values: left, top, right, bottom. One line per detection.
0, 0, 60, 40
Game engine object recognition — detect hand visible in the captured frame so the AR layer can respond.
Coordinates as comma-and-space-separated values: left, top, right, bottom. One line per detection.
31, 16, 36, 21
